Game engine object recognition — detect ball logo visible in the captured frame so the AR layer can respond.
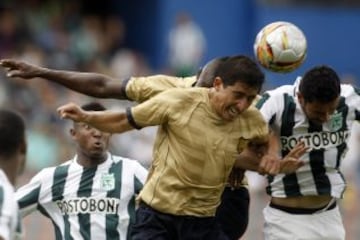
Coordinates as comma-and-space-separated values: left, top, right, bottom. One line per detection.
101, 173, 115, 191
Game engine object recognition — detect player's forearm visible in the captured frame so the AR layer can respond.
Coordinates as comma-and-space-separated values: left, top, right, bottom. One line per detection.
235, 147, 281, 175
234, 150, 260, 171
86, 111, 134, 133
39, 68, 125, 99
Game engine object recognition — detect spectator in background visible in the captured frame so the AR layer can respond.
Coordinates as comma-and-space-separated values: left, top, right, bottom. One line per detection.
168, 11, 206, 77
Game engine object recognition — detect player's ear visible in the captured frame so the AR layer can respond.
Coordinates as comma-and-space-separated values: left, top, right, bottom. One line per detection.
297, 92, 304, 104
213, 77, 223, 90
70, 128, 76, 138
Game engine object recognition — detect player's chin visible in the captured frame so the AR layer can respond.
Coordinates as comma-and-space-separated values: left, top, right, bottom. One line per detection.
222, 114, 237, 122
310, 119, 325, 126
89, 147, 106, 156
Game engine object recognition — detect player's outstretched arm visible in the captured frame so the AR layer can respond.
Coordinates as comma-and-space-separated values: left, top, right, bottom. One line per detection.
57, 102, 134, 133
234, 133, 307, 175
0, 59, 126, 99
234, 138, 281, 175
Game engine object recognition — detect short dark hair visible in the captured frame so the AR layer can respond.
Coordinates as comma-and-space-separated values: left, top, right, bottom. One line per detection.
214, 55, 265, 92
81, 102, 107, 111
299, 65, 341, 103
0, 110, 25, 157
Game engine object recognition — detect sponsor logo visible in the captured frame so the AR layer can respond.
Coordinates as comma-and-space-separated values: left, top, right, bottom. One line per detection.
280, 130, 349, 151
56, 197, 120, 215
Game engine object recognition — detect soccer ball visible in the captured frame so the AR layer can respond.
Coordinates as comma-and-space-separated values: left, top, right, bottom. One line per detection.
253, 21, 307, 73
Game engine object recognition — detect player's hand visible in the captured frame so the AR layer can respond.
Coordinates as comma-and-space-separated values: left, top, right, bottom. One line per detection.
258, 154, 281, 176
57, 103, 87, 122
227, 167, 245, 189
280, 141, 308, 174
0, 59, 42, 79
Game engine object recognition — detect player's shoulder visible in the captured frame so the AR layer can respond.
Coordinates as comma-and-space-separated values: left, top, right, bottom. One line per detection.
241, 106, 267, 123
257, 84, 295, 110
266, 84, 295, 97
341, 83, 359, 97
129, 75, 188, 87
236, 106, 269, 139
182, 76, 197, 87
158, 86, 207, 100
33, 159, 72, 179
112, 155, 143, 166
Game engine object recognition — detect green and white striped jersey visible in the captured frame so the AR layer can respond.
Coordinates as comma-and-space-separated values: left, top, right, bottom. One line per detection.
16, 153, 148, 240
0, 169, 21, 240
256, 78, 360, 199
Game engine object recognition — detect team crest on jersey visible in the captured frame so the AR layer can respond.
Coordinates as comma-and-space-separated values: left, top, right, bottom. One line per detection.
329, 112, 343, 131
101, 173, 115, 191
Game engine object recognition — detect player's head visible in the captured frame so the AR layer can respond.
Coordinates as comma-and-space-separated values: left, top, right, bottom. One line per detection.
0, 109, 26, 182
298, 65, 341, 124
209, 55, 265, 121
70, 102, 111, 160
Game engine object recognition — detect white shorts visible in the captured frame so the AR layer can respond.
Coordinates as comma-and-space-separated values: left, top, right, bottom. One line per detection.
263, 202, 345, 240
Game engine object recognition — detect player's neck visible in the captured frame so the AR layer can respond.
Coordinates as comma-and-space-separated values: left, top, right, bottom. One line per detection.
76, 152, 107, 168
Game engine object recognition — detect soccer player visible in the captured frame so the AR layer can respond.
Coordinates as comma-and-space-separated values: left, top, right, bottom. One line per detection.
256, 65, 358, 240
56, 56, 305, 239
15, 102, 148, 240
0, 109, 26, 240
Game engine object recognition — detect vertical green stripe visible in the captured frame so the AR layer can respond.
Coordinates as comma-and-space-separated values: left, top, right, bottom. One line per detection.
126, 177, 143, 240
77, 167, 97, 240
105, 161, 122, 240
336, 97, 348, 168
280, 94, 301, 196
308, 116, 330, 195
134, 176, 143, 194
52, 165, 70, 201
52, 165, 72, 240
0, 186, 4, 217
0, 187, 3, 217
15, 212, 21, 236
355, 110, 360, 121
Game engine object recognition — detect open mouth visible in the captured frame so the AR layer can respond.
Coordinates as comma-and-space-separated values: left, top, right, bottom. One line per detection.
228, 106, 240, 118
93, 141, 103, 149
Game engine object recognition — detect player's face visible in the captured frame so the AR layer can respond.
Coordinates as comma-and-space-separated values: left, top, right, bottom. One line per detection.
72, 123, 111, 158
211, 77, 258, 121
299, 95, 340, 125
